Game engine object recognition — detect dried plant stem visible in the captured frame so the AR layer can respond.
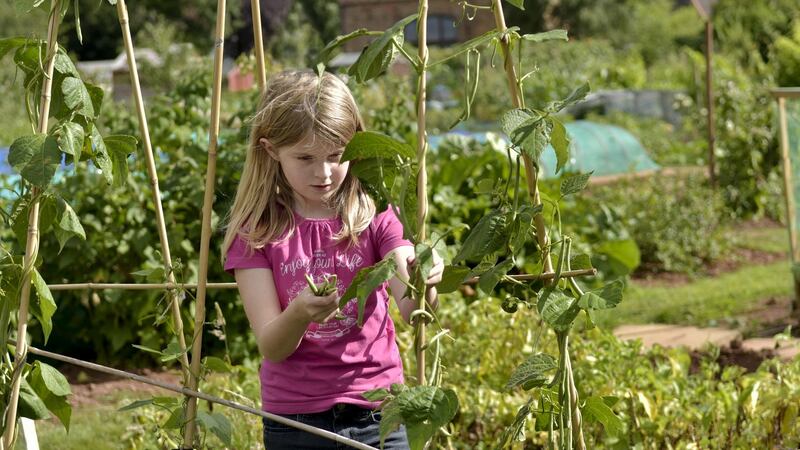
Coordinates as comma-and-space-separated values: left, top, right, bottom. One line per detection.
182, 0, 227, 445
490, 0, 553, 275
2, 2, 61, 447
413, 0, 430, 386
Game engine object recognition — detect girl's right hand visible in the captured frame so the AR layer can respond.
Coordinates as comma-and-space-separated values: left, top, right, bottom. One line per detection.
292, 286, 340, 324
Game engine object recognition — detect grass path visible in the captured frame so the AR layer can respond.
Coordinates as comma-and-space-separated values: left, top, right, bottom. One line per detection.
598, 222, 793, 329
597, 260, 792, 329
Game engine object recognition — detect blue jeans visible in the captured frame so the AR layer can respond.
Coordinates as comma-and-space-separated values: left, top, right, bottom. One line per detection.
262, 403, 409, 449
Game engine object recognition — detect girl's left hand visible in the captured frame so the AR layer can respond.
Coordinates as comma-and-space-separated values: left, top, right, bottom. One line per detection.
407, 249, 444, 286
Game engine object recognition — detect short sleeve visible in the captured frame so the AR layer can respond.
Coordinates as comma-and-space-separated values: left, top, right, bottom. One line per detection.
372, 206, 413, 259
224, 234, 272, 275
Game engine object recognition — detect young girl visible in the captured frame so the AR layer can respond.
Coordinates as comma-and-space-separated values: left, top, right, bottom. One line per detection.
222, 70, 442, 449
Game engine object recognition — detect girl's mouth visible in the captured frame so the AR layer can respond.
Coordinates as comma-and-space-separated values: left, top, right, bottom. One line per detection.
312, 184, 332, 191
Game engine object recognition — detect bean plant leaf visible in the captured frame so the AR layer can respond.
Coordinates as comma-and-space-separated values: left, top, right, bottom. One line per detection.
203, 356, 232, 373
0, 37, 34, 61
501, 109, 551, 160
30, 267, 57, 343
414, 243, 435, 286
18, 379, 49, 420
569, 253, 593, 270
477, 259, 514, 294
396, 386, 459, 450
348, 14, 417, 82
196, 411, 232, 446
62, 77, 95, 118
362, 388, 390, 402
430, 28, 510, 66
32, 361, 71, 396
104, 135, 136, 187
550, 117, 570, 173
54, 51, 80, 77
437, 266, 470, 294
90, 126, 113, 184
550, 82, 590, 113
119, 398, 156, 411
343, 131, 415, 161
339, 257, 397, 327
8, 134, 61, 187
318, 28, 376, 65
497, 400, 533, 447
506, 353, 558, 390
560, 172, 593, 197
583, 396, 623, 436
505, 0, 525, 10
578, 279, 624, 311
58, 121, 84, 161
379, 400, 404, 447
522, 29, 568, 42
30, 361, 72, 430
538, 289, 580, 332
53, 196, 86, 252
453, 210, 508, 263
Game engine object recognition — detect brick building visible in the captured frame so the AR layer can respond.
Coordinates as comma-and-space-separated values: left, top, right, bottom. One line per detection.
338, 0, 496, 52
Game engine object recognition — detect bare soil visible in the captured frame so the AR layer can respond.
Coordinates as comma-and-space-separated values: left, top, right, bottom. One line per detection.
60, 365, 182, 406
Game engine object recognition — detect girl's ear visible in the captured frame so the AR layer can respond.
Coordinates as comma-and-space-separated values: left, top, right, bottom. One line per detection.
260, 138, 279, 161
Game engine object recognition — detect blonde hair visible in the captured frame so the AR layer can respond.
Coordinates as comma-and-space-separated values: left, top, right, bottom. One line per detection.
222, 70, 375, 258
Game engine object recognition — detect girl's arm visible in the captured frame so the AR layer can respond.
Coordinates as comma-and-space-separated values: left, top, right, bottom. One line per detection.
235, 268, 339, 362
386, 246, 443, 324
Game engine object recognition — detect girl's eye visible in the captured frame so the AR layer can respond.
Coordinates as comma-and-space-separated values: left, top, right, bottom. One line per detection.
328, 153, 342, 162
298, 156, 313, 161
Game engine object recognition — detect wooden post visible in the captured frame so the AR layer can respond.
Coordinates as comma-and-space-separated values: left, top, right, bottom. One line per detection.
182, 0, 227, 445
2, 1, 61, 447
705, 20, 716, 188
414, 0, 429, 387
777, 95, 800, 318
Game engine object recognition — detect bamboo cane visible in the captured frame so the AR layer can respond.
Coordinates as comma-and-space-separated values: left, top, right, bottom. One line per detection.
250, 0, 267, 92
413, 0, 430, 387
2, 2, 61, 447
182, 0, 227, 445
5, 340, 376, 450
115, 0, 191, 385
490, 0, 553, 275
42, 269, 596, 291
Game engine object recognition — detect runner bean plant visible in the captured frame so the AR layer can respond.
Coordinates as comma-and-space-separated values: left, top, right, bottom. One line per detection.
317, 0, 626, 448
0, 0, 139, 446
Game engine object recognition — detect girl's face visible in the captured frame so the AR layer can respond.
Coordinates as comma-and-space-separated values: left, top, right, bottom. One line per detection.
263, 136, 349, 217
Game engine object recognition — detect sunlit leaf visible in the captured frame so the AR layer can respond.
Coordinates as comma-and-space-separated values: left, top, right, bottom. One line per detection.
339, 257, 397, 326
560, 172, 593, 197
506, 353, 558, 390
8, 134, 61, 187
550, 117, 569, 174
583, 396, 623, 436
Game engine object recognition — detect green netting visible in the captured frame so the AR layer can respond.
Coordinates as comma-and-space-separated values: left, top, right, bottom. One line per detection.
431, 120, 661, 179
540, 121, 661, 177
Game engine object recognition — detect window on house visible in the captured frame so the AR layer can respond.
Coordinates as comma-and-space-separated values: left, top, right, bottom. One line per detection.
404, 15, 458, 46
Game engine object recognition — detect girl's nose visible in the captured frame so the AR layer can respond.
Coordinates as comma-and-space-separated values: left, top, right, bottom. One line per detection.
315, 161, 333, 179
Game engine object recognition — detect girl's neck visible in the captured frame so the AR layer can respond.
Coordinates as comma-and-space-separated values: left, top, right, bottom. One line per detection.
293, 199, 338, 220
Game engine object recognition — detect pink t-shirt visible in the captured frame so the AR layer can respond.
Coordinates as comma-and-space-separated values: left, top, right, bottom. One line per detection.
224, 206, 411, 414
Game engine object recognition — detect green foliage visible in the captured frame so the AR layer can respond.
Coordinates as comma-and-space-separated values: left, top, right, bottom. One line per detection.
774, 20, 800, 86
565, 175, 726, 274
